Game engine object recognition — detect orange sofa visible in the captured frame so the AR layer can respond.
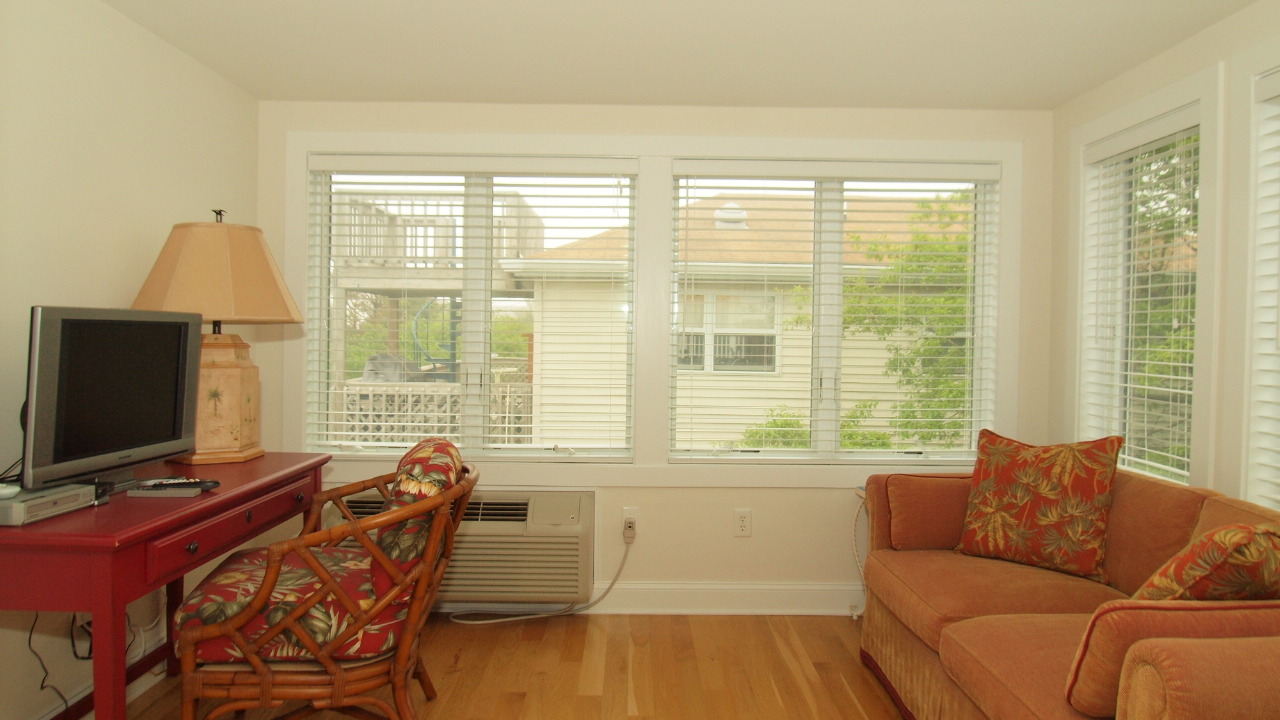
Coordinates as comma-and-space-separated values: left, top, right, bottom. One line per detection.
859, 469, 1280, 720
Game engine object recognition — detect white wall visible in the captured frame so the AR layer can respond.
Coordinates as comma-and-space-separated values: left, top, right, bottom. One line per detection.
0, 0, 257, 717
1050, 0, 1280, 498
255, 102, 1054, 616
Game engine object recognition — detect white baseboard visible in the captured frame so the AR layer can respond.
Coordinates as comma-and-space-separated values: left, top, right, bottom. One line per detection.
580, 580, 865, 615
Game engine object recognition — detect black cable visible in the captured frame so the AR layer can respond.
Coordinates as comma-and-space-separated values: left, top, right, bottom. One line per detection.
27, 613, 70, 715
0, 455, 22, 483
70, 615, 92, 660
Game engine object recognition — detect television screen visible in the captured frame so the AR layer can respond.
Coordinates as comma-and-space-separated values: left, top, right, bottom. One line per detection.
21, 306, 202, 492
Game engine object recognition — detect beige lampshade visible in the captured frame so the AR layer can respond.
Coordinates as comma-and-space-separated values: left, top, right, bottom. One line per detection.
132, 221, 302, 324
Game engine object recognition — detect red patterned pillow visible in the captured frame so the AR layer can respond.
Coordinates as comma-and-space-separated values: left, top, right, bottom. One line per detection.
371, 437, 462, 597
957, 429, 1124, 581
1132, 524, 1280, 601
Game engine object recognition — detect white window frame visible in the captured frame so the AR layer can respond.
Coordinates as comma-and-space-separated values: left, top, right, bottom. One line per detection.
279, 134, 1024, 473
304, 154, 639, 459
669, 160, 1004, 461
1247, 66, 1280, 508
1071, 70, 1222, 487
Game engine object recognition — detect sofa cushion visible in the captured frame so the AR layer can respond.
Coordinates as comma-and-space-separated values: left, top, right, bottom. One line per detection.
371, 437, 461, 596
940, 613, 1095, 720
866, 549, 1125, 651
1064, 598, 1280, 717
1131, 523, 1280, 601
958, 429, 1123, 582
887, 473, 971, 550
1099, 470, 1216, 596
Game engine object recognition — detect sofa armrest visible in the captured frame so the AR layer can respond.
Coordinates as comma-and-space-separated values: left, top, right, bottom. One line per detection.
1066, 598, 1280, 716
1118, 636, 1280, 720
866, 472, 972, 552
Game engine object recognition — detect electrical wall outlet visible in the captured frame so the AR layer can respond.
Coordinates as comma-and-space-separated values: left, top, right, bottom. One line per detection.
734, 508, 752, 537
622, 506, 638, 543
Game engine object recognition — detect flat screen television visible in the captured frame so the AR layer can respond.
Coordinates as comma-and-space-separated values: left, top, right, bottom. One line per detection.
20, 306, 203, 493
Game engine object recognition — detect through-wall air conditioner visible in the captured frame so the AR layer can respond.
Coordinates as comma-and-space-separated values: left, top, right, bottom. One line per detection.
344, 490, 594, 605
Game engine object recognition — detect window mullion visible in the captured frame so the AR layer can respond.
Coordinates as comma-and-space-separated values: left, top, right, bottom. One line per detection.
811, 180, 844, 455
460, 175, 493, 448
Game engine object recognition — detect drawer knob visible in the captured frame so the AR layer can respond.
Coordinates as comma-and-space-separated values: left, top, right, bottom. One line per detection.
245, 509, 254, 523
294, 492, 305, 503
185, 541, 199, 555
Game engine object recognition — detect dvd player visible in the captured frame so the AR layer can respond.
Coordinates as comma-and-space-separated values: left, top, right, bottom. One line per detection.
0, 484, 97, 526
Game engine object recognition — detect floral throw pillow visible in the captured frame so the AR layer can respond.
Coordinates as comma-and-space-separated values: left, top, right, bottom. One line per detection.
371, 437, 462, 597
957, 429, 1124, 581
1132, 524, 1280, 601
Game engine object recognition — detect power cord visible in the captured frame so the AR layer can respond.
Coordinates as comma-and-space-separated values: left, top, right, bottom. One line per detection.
27, 613, 70, 716
851, 485, 867, 619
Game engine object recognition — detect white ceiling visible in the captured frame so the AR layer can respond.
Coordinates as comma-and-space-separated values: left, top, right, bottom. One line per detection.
101, 0, 1257, 110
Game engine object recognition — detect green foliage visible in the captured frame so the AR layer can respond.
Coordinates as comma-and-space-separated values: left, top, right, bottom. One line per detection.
837, 195, 977, 446
740, 406, 809, 449
739, 402, 893, 450
343, 294, 534, 378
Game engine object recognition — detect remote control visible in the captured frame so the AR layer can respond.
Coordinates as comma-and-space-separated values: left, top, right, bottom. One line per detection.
139, 478, 220, 491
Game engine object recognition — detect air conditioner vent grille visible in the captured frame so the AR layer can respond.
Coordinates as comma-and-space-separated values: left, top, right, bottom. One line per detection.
344, 498, 386, 518
462, 499, 529, 522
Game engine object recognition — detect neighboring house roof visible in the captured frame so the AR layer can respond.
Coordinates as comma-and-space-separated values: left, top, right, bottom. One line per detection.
519, 194, 953, 267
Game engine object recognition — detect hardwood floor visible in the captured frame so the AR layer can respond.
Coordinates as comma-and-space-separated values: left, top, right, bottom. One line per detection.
127, 614, 902, 720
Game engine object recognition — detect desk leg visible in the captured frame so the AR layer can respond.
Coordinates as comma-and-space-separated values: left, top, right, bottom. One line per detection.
90, 586, 129, 720
166, 578, 183, 676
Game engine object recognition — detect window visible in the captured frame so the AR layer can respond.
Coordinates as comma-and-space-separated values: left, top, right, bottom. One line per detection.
1080, 125, 1200, 482
670, 167, 1000, 457
1248, 70, 1280, 508
678, 294, 778, 372
306, 161, 635, 457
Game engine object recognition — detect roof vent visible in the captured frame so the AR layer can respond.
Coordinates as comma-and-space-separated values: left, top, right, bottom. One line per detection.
714, 203, 748, 229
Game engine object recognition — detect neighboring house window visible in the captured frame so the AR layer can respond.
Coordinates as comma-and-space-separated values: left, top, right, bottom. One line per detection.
670, 167, 1000, 457
306, 162, 635, 457
678, 294, 778, 372
1080, 126, 1200, 482
1248, 70, 1280, 509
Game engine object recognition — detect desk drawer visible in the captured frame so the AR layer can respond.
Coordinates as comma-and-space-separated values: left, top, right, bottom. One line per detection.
147, 477, 313, 582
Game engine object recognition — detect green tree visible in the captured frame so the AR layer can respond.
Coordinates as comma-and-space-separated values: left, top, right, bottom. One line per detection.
1112, 133, 1198, 477
836, 195, 977, 447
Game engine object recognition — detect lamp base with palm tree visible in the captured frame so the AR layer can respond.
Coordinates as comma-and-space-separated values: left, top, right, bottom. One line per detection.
175, 333, 264, 465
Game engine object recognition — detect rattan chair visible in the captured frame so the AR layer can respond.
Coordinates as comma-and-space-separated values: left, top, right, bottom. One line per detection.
174, 439, 476, 720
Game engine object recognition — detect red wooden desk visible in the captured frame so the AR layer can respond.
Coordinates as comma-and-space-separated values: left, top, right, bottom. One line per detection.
0, 452, 330, 720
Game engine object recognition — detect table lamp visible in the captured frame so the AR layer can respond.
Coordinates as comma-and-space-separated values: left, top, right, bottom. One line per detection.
132, 211, 302, 464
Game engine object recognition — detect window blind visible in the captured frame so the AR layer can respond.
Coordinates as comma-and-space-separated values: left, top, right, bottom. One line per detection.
1080, 127, 1200, 482
306, 166, 635, 457
670, 171, 999, 458
1248, 77, 1280, 508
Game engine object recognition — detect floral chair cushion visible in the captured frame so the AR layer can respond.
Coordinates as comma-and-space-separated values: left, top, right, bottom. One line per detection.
371, 437, 462, 596
957, 429, 1124, 581
1132, 523, 1280, 601
175, 545, 407, 663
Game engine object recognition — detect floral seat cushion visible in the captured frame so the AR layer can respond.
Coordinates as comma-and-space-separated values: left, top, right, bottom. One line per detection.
175, 545, 407, 663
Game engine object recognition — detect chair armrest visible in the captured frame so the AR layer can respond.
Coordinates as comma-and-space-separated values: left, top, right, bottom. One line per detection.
1118, 636, 1280, 720
301, 470, 399, 533
866, 472, 972, 551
